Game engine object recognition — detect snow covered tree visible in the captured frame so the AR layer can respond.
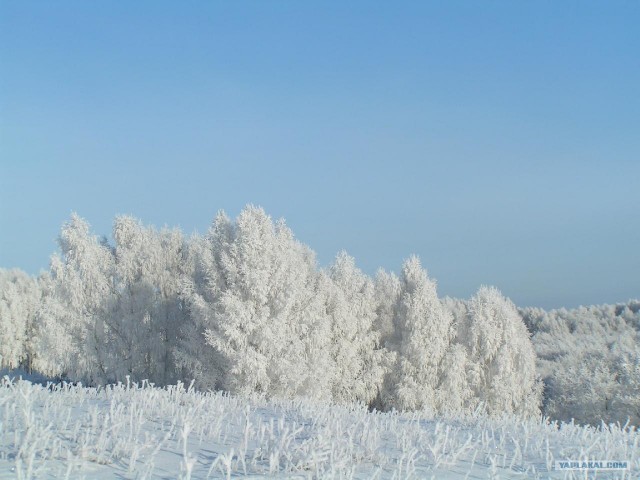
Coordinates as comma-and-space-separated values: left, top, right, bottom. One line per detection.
542, 342, 640, 426
436, 343, 474, 414
374, 269, 401, 349
327, 251, 391, 405
461, 286, 541, 416
109, 215, 192, 385
30, 213, 193, 386
175, 211, 234, 390
527, 300, 640, 425
35, 214, 116, 384
615, 346, 640, 426
546, 349, 621, 425
385, 256, 454, 412
183, 206, 332, 400
0, 269, 41, 370
443, 296, 469, 330
31, 270, 74, 377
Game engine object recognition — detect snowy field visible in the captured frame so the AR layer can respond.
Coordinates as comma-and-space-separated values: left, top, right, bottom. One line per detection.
1, 375, 638, 479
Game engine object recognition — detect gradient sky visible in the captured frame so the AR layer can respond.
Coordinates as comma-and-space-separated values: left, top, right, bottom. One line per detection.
1, 1, 638, 309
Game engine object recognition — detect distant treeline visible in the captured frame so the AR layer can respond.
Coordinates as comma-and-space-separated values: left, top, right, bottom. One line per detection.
522, 302, 640, 426
2, 205, 635, 425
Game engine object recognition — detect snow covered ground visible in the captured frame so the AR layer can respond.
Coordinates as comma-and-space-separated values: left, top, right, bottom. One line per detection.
1, 374, 638, 479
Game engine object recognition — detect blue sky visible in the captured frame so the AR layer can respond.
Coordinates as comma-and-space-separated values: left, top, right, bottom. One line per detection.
1, 1, 638, 309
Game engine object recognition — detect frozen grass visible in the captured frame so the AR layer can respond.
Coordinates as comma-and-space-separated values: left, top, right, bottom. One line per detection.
1, 376, 638, 479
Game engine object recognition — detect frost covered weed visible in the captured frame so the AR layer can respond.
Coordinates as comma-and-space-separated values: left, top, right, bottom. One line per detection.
1, 377, 638, 479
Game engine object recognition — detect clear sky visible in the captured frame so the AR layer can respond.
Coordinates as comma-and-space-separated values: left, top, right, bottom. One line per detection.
1, 1, 638, 309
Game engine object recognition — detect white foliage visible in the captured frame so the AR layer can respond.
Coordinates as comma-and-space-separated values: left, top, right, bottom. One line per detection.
188, 206, 333, 400
436, 343, 474, 414
327, 251, 392, 405
41, 213, 116, 384
462, 286, 541, 417
374, 269, 401, 349
32, 213, 192, 386
386, 256, 454, 412
616, 346, 640, 425
0, 269, 40, 369
175, 211, 233, 391
525, 301, 640, 426
0, 205, 592, 426
31, 271, 75, 377
110, 215, 191, 385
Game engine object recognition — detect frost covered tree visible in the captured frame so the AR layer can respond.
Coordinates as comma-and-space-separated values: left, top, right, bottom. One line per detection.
525, 300, 640, 425
109, 215, 192, 385
461, 286, 541, 416
31, 213, 193, 386
616, 346, 640, 425
183, 206, 333, 400
35, 214, 116, 384
546, 349, 622, 425
0, 269, 41, 370
31, 271, 75, 377
438, 297, 478, 413
539, 333, 640, 426
436, 343, 474, 414
373, 269, 401, 349
385, 256, 454, 412
175, 211, 233, 390
327, 251, 391, 405
443, 296, 469, 330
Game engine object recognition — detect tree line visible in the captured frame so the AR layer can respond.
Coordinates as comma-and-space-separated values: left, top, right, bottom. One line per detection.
2, 205, 552, 418
521, 301, 640, 426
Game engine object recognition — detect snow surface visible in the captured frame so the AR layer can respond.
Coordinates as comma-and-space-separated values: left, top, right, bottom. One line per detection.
1, 375, 638, 479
